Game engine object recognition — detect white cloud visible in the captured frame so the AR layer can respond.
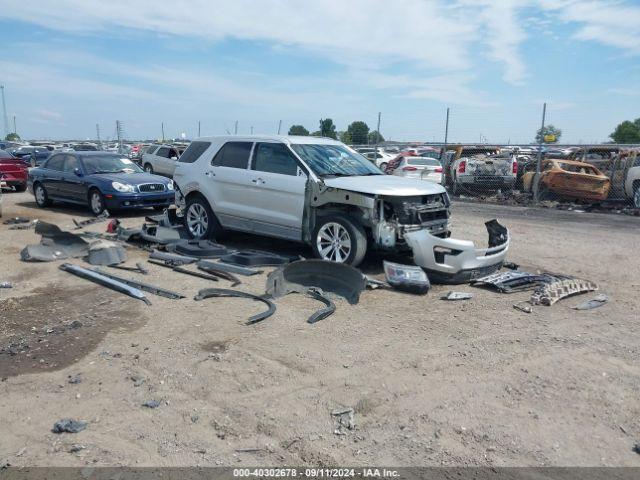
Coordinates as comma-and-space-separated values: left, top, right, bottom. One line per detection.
608, 87, 640, 96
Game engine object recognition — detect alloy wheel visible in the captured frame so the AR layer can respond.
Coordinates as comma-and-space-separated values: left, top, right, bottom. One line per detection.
91, 192, 103, 214
634, 187, 640, 208
35, 185, 46, 205
316, 222, 352, 263
187, 203, 209, 237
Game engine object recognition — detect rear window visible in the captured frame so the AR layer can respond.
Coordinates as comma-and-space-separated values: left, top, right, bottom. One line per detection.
408, 158, 440, 166
211, 142, 253, 169
559, 162, 598, 174
178, 142, 210, 164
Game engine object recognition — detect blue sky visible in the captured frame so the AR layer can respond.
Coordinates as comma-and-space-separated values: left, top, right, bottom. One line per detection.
0, 0, 639, 143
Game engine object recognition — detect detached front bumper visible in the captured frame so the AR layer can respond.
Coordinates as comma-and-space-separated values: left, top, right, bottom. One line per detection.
404, 219, 509, 284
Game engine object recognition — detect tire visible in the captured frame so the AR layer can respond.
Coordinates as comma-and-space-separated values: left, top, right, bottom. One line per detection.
143, 163, 154, 173
88, 188, 106, 215
184, 194, 222, 239
311, 215, 367, 267
34, 182, 52, 207
14, 184, 27, 192
633, 183, 640, 208
379, 162, 388, 172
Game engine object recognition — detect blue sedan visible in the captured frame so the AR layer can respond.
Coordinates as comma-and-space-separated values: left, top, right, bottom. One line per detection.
28, 152, 175, 215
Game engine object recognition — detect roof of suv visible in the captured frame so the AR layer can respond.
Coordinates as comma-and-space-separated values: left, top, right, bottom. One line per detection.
195, 135, 342, 146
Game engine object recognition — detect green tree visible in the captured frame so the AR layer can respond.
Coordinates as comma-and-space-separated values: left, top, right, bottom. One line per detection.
319, 118, 337, 139
347, 121, 370, 144
368, 130, 384, 144
535, 125, 561, 144
5, 133, 20, 141
339, 131, 352, 144
288, 125, 309, 136
610, 118, 640, 143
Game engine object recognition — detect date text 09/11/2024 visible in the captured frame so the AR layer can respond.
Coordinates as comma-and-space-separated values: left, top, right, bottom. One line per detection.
232, 468, 400, 478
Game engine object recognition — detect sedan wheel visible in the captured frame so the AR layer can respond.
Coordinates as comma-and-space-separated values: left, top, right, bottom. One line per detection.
89, 190, 105, 215
35, 183, 50, 207
144, 164, 153, 173
186, 202, 209, 238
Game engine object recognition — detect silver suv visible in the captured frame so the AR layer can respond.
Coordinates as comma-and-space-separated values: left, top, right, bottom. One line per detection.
173, 135, 450, 267
141, 144, 185, 177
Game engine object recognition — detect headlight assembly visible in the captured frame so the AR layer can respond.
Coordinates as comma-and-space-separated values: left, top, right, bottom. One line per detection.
112, 181, 135, 193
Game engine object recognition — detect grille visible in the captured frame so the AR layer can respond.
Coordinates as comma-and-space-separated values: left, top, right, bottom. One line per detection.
138, 183, 165, 193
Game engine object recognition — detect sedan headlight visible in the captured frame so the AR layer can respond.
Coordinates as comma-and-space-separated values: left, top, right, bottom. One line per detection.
112, 181, 136, 193
167, 180, 174, 191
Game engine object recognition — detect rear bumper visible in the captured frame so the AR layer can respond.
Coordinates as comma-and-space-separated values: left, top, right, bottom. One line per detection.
104, 192, 175, 209
404, 220, 509, 284
456, 175, 516, 189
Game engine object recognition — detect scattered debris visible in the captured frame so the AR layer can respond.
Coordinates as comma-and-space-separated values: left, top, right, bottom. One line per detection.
0, 282, 12, 289
3, 216, 31, 225
92, 268, 186, 300
140, 223, 181, 244
149, 249, 197, 266
305, 287, 336, 324
502, 262, 520, 270
87, 240, 127, 266
8, 220, 37, 230
197, 259, 261, 276
331, 407, 355, 435
148, 259, 219, 282
472, 271, 556, 293
364, 276, 390, 290
21, 221, 89, 262
219, 249, 297, 267
513, 302, 533, 314
106, 218, 121, 233
69, 444, 86, 453
130, 374, 145, 387
68, 374, 82, 384
383, 261, 430, 294
146, 207, 179, 227
60, 263, 151, 305
73, 211, 109, 230
52, 419, 87, 434
266, 259, 366, 305
196, 262, 242, 286
194, 288, 276, 324
108, 262, 149, 275
166, 239, 228, 258
142, 399, 160, 409
572, 294, 608, 310
441, 291, 473, 301
530, 277, 598, 306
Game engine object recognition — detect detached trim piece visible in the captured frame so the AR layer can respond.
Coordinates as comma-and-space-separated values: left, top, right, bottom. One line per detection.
73, 211, 109, 230
305, 287, 336, 324
194, 288, 275, 324
197, 259, 260, 277
530, 278, 598, 306
149, 249, 197, 265
60, 263, 151, 305
92, 268, 186, 299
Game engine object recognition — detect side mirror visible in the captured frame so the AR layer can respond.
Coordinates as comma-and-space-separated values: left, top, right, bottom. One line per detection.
74, 168, 83, 177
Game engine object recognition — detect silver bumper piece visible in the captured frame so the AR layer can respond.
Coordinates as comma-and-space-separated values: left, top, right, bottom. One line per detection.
404, 219, 509, 284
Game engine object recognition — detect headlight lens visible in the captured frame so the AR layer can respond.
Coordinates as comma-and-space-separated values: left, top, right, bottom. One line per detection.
167, 180, 174, 191
112, 181, 135, 193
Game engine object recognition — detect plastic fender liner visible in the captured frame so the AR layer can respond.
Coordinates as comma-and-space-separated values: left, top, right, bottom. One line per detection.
60, 263, 151, 305
305, 287, 336, 324
265, 259, 366, 305
194, 288, 276, 324
405, 219, 510, 285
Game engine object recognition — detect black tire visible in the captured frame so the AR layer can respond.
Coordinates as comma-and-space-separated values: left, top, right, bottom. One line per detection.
14, 184, 27, 192
34, 182, 52, 207
88, 188, 106, 215
311, 214, 367, 267
143, 163, 154, 173
633, 183, 640, 208
379, 162, 388, 172
184, 194, 223, 240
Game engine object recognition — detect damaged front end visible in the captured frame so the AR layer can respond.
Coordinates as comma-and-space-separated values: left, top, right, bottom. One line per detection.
405, 219, 509, 284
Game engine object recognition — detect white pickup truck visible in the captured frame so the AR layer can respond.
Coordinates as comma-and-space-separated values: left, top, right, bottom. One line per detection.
607, 149, 640, 207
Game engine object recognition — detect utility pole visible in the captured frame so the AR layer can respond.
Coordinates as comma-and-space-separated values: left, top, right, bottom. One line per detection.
442, 107, 450, 184
116, 120, 124, 154
161, 122, 165, 142
373, 111, 381, 153
0, 85, 9, 139
13, 115, 17, 135
277, 120, 282, 135
534, 102, 547, 203
234, 121, 238, 135
198, 121, 201, 138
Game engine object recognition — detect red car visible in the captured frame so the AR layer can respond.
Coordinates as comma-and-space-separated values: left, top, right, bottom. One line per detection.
0, 149, 29, 191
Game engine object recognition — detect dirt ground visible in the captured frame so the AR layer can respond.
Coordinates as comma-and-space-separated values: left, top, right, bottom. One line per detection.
1, 190, 639, 467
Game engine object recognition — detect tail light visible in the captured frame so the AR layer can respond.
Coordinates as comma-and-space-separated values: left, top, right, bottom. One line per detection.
512, 160, 518, 174
402, 166, 417, 171
458, 160, 466, 174
435, 167, 443, 173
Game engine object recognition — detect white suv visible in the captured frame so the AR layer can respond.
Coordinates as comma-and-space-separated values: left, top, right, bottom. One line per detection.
141, 144, 185, 177
173, 135, 450, 267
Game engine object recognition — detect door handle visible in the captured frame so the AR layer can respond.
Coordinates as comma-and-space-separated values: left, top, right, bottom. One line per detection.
251, 178, 265, 185
205, 171, 216, 177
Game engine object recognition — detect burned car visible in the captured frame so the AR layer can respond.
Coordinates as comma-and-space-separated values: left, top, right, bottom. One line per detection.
172, 136, 509, 279
521, 159, 611, 202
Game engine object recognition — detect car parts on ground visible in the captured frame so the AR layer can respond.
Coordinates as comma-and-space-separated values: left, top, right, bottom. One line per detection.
194, 288, 276, 324
572, 294, 608, 310
166, 239, 228, 258
471, 270, 557, 293
530, 277, 598, 306
383, 261, 430, 294
197, 259, 260, 276
195, 261, 241, 286
148, 259, 220, 282
441, 291, 473, 301
87, 240, 127, 266
60, 263, 151, 305
21, 221, 90, 262
304, 287, 336, 323
140, 223, 181, 244
3, 216, 31, 225
266, 259, 366, 305
92, 268, 186, 300
219, 250, 298, 267
405, 219, 509, 284
149, 249, 197, 265
108, 262, 149, 275
73, 211, 110, 230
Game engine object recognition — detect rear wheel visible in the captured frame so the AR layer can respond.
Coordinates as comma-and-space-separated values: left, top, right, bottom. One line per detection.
143, 163, 154, 173
379, 162, 388, 172
89, 189, 106, 215
34, 183, 52, 207
184, 194, 223, 239
633, 183, 640, 208
312, 215, 367, 267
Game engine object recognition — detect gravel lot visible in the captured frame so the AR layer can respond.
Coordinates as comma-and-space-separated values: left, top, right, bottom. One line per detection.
1, 190, 639, 467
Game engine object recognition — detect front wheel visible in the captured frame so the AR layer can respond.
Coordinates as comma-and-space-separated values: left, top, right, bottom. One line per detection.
311, 215, 367, 267
633, 184, 640, 208
184, 194, 222, 239
89, 189, 106, 215
143, 163, 154, 173
34, 183, 52, 207
379, 162, 388, 172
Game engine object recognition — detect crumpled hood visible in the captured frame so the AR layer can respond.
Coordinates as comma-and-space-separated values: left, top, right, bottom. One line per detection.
91, 172, 170, 186
322, 175, 446, 196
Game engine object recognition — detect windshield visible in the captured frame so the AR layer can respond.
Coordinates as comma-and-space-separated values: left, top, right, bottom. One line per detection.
291, 144, 382, 177
82, 156, 142, 174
